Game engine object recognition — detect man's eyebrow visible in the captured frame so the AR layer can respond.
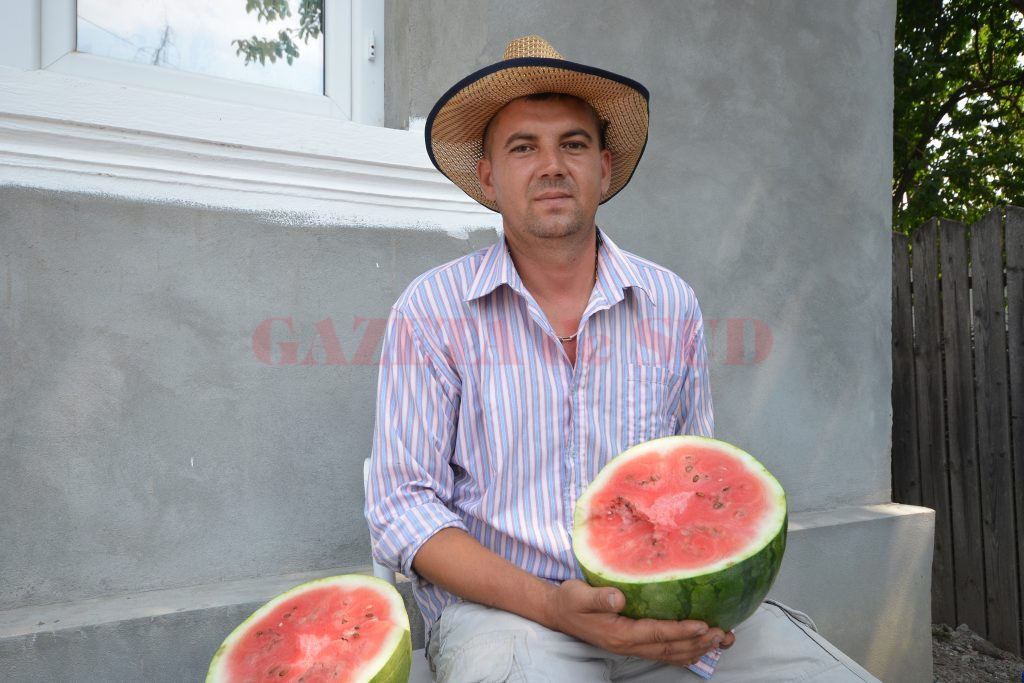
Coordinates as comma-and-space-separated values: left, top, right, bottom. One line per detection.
561, 128, 595, 141
501, 132, 538, 148
500, 128, 595, 149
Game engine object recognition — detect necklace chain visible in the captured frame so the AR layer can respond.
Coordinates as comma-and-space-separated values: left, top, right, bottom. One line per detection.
557, 238, 600, 343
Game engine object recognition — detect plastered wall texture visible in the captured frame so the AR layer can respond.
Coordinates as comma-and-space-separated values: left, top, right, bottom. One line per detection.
388, 0, 897, 512
0, 187, 496, 610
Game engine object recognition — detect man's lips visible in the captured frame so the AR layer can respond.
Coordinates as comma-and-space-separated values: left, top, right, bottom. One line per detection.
534, 191, 573, 201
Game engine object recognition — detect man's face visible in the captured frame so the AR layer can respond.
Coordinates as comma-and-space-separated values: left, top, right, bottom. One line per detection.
476, 96, 612, 243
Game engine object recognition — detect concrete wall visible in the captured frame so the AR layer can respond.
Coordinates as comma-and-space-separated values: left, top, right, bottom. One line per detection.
0, 187, 494, 610
1, 1, 932, 681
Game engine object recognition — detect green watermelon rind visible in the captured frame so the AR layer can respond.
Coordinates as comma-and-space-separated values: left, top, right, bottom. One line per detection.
579, 516, 786, 631
205, 573, 412, 683
368, 628, 413, 683
573, 435, 788, 632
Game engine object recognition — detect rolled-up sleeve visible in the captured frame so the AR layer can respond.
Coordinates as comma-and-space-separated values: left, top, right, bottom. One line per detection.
364, 307, 467, 580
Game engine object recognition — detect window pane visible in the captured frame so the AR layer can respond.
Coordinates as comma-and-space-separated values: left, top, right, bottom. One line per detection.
77, 0, 324, 95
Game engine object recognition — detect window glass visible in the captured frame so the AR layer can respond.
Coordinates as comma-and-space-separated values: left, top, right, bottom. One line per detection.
77, 0, 324, 95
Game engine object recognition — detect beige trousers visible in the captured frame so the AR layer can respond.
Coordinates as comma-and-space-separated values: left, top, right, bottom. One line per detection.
425, 600, 881, 682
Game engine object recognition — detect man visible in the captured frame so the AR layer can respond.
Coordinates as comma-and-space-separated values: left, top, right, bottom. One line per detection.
366, 36, 879, 682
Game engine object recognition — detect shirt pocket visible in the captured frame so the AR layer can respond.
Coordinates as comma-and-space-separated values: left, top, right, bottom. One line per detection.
625, 364, 684, 446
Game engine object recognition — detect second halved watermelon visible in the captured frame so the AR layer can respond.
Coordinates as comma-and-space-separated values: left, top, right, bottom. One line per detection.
205, 574, 411, 683
573, 435, 787, 631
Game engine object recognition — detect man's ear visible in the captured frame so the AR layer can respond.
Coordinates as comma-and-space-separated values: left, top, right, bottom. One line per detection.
600, 149, 612, 195
476, 157, 497, 202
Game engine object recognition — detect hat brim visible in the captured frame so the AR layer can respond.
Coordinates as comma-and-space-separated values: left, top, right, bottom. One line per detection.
426, 57, 650, 212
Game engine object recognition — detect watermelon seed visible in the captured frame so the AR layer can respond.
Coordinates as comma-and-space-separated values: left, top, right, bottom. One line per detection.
692, 475, 699, 482
685, 465, 693, 472
722, 486, 730, 492
696, 492, 705, 497
713, 502, 724, 510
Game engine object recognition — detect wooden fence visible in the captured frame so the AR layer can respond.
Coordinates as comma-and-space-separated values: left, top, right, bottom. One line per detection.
891, 206, 1024, 656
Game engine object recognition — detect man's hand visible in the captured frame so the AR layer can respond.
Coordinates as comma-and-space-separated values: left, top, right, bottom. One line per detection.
412, 529, 733, 667
545, 579, 735, 667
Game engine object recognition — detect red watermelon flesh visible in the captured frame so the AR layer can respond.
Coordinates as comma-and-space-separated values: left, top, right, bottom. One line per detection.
585, 444, 773, 574
206, 575, 411, 683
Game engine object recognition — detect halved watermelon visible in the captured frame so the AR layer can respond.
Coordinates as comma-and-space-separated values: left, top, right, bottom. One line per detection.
573, 436, 787, 631
206, 574, 411, 683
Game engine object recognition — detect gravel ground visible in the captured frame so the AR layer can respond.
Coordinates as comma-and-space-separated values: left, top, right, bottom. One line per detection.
932, 623, 1024, 682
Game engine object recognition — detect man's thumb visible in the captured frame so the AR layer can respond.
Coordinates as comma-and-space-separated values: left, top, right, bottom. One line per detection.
600, 589, 624, 613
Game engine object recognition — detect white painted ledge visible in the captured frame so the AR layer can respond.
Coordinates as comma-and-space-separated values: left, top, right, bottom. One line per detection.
787, 501, 929, 531
0, 66, 501, 235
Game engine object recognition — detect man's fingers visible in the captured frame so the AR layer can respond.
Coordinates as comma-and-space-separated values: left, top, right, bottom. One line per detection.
563, 580, 624, 614
634, 618, 710, 643
627, 640, 711, 666
582, 586, 623, 614
600, 588, 624, 613
619, 620, 727, 663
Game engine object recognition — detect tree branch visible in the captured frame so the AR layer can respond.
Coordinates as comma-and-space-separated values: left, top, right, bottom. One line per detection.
893, 69, 1024, 207
893, 83, 970, 207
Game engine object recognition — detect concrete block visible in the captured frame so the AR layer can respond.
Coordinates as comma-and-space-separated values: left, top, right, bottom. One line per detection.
770, 503, 935, 682
2, 504, 931, 682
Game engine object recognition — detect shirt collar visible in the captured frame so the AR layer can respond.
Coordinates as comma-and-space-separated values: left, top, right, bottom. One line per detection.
595, 229, 655, 306
464, 228, 654, 305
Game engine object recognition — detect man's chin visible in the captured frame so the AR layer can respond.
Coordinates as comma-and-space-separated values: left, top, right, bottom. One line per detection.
527, 223, 586, 240
522, 211, 589, 239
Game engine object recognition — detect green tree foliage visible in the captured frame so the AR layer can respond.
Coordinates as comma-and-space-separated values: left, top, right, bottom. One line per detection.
233, 0, 322, 66
893, 0, 1024, 234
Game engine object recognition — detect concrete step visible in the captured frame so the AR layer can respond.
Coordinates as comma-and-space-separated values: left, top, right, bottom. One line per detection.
0, 566, 427, 683
1, 504, 933, 682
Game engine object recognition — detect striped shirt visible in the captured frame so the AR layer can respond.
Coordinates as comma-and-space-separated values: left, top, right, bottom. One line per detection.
365, 228, 713, 626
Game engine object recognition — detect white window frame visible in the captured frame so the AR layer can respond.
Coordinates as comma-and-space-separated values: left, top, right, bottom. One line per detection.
0, 0, 498, 233
43, 0, 373, 122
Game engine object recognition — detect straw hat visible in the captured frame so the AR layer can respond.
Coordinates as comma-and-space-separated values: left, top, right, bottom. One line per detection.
425, 35, 650, 212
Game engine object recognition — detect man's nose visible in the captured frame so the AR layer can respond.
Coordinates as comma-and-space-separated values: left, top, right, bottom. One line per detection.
536, 146, 567, 177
